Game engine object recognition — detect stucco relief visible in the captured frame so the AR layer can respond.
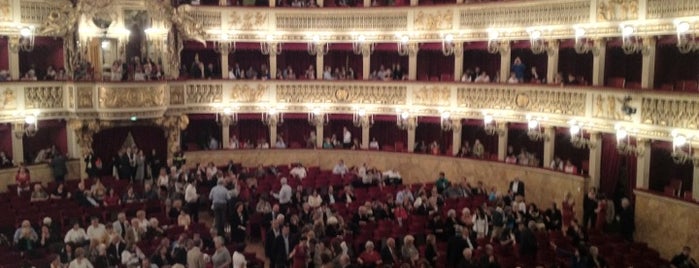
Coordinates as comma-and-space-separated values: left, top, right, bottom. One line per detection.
597, 0, 638, 21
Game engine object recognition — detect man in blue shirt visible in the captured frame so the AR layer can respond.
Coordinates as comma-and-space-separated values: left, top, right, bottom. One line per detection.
209, 180, 229, 236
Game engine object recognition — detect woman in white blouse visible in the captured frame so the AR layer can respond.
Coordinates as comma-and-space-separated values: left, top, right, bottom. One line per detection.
68, 248, 93, 268
307, 189, 323, 208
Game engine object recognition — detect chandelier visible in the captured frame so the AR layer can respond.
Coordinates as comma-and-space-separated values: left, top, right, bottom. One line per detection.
487, 30, 509, 54
620, 25, 650, 55
568, 120, 594, 149
526, 115, 548, 141
352, 109, 373, 128
261, 34, 282, 55
675, 21, 698, 54
396, 111, 415, 130
307, 35, 329, 56
308, 108, 328, 126
441, 34, 463, 56
615, 126, 644, 156
573, 28, 599, 55
13, 113, 39, 138
440, 111, 453, 131
397, 35, 418, 56
670, 130, 699, 165
483, 115, 504, 136
9, 26, 35, 52
262, 108, 283, 126
213, 33, 236, 54
216, 106, 238, 126
527, 30, 553, 55
352, 35, 375, 56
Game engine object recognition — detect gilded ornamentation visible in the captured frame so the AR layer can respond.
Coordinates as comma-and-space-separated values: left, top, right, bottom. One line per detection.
98, 86, 165, 108
413, 10, 452, 31
515, 94, 530, 108
275, 13, 408, 31
230, 84, 267, 103
69, 119, 112, 153
191, 10, 221, 28
413, 86, 450, 106
77, 87, 93, 109
593, 94, 627, 121
186, 84, 222, 104
153, 115, 189, 156
25, 86, 63, 109
229, 11, 268, 30
460, 1, 589, 28
276, 84, 406, 105
456, 86, 585, 115
641, 97, 699, 129
0, 88, 16, 109
170, 85, 185, 105
646, 0, 699, 19
597, 0, 638, 21
0, 0, 10, 21
147, 2, 206, 45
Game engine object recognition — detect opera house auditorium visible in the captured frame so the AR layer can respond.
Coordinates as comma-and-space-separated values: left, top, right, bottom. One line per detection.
0, 0, 697, 267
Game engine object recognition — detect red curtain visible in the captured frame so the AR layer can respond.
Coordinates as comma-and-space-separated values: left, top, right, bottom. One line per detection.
369, 118, 407, 149
181, 115, 221, 151
92, 126, 167, 175
648, 141, 694, 193
324, 45, 363, 79
277, 44, 315, 79
553, 128, 590, 171
511, 46, 547, 82
0, 37, 8, 71
0, 124, 12, 159
507, 123, 544, 167
605, 43, 643, 84
415, 119, 452, 154
599, 133, 637, 199
228, 44, 269, 74
230, 117, 269, 145
18, 37, 64, 79
653, 44, 699, 88
22, 120, 67, 164
416, 46, 454, 81
461, 122, 498, 158
462, 45, 500, 81
277, 116, 314, 147
558, 46, 593, 84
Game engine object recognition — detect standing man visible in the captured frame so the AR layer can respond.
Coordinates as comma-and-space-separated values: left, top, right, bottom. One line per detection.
84, 149, 98, 179
49, 153, 68, 183
271, 177, 292, 214
509, 177, 525, 197
342, 127, 352, 149
185, 179, 200, 223
209, 180, 230, 237
583, 188, 598, 230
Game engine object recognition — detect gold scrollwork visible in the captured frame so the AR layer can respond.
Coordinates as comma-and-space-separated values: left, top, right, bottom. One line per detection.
597, 0, 638, 21
413, 10, 453, 31
457, 86, 585, 115
99, 86, 165, 108
641, 97, 699, 129
230, 84, 267, 103
0, 88, 16, 109
0, 0, 10, 21
229, 11, 268, 31
170, 85, 185, 105
25, 86, 63, 109
77, 87, 93, 109
186, 84, 222, 104
413, 86, 450, 106
276, 84, 406, 105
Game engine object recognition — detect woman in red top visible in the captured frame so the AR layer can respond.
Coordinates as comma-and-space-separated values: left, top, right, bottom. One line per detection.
103, 188, 121, 207
290, 237, 308, 268
15, 164, 31, 195
357, 241, 382, 267
595, 195, 608, 231
561, 191, 575, 230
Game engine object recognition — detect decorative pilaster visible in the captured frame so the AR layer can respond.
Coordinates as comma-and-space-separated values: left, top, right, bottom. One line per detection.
543, 127, 555, 168
641, 38, 657, 89
406, 118, 417, 152
315, 124, 324, 149
8, 36, 20, 80
453, 44, 464, 81
546, 40, 560, 84
153, 115, 190, 160
592, 39, 607, 86
220, 52, 230, 79
316, 53, 324, 80
269, 125, 278, 146
362, 53, 370, 79
361, 122, 370, 149
496, 123, 509, 161
221, 118, 231, 149
451, 119, 463, 156
635, 139, 651, 189
269, 53, 278, 79
11, 123, 24, 165
407, 44, 418, 80
588, 132, 602, 188
498, 42, 512, 83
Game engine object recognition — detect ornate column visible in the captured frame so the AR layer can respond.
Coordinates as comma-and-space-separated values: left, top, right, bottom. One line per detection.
11, 123, 24, 165
451, 119, 462, 156
220, 51, 230, 79
315, 124, 324, 149
543, 127, 555, 168
269, 53, 278, 80
635, 139, 651, 189
496, 123, 509, 161
406, 118, 417, 152
588, 132, 603, 188
8, 36, 20, 80
592, 39, 607, 86
640, 38, 657, 89
362, 53, 370, 80
316, 53, 324, 80
546, 40, 560, 84
269, 124, 278, 146
407, 44, 419, 80
453, 44, 464, 81
361, 122, 370, 149
498, 43, 511, 83
154, 115, 190, 161
221, 118, 231, 149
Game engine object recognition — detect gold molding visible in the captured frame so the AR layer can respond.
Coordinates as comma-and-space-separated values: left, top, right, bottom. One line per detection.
98, 86, 166, 108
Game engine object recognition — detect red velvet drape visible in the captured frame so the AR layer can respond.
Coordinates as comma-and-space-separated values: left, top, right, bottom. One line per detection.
415, 119, 452, 154
230, 116, 269, 145
0, 37, 8, 71
507, 123, 544, 167
462, 44, 500, 80
599, 133, 637, 199
18, 37, 64, 79
605, 42, 643, 85
277, 116, 314, 147
511, 46, 547, 82
0, 124, 12, 159
648, 141, 694, 193
417, 45, 454, 81
553, 128, 590, 172
653, 44, 699, 89
92, 125, 167, 174
22, 120, 67, 164
461, 121, 498, 158
369, 117, 407, 150
181, 115, 221, 151
324, 44, 363, 79
558, 45, 593, 84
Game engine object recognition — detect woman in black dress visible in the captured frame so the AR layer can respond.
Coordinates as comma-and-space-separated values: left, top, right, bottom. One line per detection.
231, 202, 248, 244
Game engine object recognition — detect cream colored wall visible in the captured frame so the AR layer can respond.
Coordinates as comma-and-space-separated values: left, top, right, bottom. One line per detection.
0, 160, 81, 192
634, 190, 699, 260
187, 149, 587, 216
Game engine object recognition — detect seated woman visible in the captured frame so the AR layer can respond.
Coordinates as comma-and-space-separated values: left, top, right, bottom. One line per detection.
30, 184, 49, 202
13, 220, 38, 252
103, 188, 121, 207
177, 211, 192, 230
51, 183, 71, 199
90, 178, 107, 202
74, 182, 99, 208
122, 186, 140, 204
15, 164, 31, 195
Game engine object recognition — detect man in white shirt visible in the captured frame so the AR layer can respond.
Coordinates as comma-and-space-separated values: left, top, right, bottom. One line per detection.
121, 243, 145, 267
342, 127, 352, 149
64, 222, 88, 245
232, 246, 247, 268
86, 217, 106, 241
271, 177, 292, 213
290, 164, 307, 180
184, 180, 200, 223
369, 138, 379, 150
332, 160, 348, 175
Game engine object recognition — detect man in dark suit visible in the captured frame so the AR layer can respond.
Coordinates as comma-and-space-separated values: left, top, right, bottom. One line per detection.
509, 177, 525, 197
446, 226, 476, 267
516, 222, 538, 265
272, 225, 295, 268
106, 236, 126, 265
380, 238, 399, 265
265, 219, 282, 268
